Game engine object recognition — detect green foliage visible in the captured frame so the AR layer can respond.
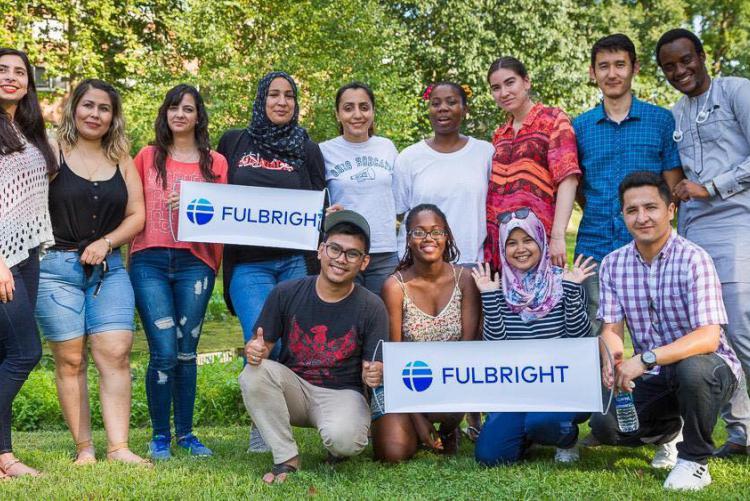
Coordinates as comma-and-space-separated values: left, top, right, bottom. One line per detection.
13, 356, 247, 431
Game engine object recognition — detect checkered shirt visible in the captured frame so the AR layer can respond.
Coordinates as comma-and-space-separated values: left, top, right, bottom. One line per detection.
598, 231, 741, 378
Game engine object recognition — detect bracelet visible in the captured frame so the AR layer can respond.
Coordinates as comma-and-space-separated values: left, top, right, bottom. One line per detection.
103, 237, 113, 255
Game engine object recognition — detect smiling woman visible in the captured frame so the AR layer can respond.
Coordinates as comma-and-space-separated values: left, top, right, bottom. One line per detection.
393, 82, 495, 266
35, 78, 148, 467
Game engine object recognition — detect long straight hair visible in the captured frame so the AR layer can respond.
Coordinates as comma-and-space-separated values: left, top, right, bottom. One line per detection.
153, 84, 216, 189
57, 79, 129, 164
0, 48, 57, 173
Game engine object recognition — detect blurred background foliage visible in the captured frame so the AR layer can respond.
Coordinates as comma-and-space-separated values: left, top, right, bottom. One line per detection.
2, 0, 749, 151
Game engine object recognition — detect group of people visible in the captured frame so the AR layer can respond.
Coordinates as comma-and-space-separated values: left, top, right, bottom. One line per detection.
1, 27, 749, 492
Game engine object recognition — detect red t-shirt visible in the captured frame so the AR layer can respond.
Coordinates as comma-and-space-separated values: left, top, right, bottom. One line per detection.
130, 146, 228, 272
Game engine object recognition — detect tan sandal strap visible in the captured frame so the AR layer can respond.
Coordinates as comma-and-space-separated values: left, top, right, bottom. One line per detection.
106, 442, 129, 455
0, 459, 21, 473
75, 439, 93, 453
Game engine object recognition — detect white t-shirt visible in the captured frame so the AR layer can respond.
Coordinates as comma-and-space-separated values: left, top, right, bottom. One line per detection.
393, 137, 494, 264
320, 135, 399, 253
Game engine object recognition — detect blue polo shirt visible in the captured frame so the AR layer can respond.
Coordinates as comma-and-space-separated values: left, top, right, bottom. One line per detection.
573, 96, 681, 262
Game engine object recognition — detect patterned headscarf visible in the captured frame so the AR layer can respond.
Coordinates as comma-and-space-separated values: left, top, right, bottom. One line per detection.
499, 209, 564, 323
247, 71, 307, 170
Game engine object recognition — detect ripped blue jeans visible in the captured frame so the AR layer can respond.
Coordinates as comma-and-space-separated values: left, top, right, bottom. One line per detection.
130, 248, 215, 439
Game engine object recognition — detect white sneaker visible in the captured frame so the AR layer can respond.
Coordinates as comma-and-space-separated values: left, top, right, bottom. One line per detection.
554, 446, 580, 463
663, 458, 711, 491
651, 432, 682, 469
248, 425, 271, 453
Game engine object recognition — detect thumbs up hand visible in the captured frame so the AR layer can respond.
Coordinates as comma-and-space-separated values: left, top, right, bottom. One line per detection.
362, 361, 383, 388
245, 327, 267, 366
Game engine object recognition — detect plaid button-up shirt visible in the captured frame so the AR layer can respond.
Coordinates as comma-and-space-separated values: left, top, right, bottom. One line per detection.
598, 231, 741, 378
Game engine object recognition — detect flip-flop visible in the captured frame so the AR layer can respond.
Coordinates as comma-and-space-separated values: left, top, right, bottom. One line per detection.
265, 462, 297, 484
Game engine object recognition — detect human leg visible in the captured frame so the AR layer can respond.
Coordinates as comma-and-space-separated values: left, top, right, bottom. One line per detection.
171, 252, 214, 454
475, 412, 528, 465
0, 250, 43, 476
372, 414, 419, 462
229, 261, 277, 345
310, 387, 370, 459
717, 282, 750, 451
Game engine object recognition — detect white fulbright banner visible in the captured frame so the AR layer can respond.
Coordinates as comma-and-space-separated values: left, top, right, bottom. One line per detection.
383, 338, 603, 413
177, 181, 325, 250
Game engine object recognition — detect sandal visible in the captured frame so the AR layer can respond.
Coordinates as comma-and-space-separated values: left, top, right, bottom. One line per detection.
0, 458, 41, 478
464, 425, 481, 442
438, 426, 461, 455
106, 442, 153, 468
263, 462, 297, 484
74, 439, 96, 465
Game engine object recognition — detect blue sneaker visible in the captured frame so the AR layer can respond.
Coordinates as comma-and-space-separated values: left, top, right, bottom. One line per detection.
177, 434, 213, 457
149, 435, 172, 460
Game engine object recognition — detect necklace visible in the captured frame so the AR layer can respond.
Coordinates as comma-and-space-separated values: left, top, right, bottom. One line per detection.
169, 147, 200, 163
72, 148, 105, 181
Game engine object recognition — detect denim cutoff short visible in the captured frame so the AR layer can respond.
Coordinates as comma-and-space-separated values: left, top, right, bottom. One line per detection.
36, 249, 135, 342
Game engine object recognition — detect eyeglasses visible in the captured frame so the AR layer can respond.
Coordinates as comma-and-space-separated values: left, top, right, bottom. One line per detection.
498, 207, 531, 224
408, 228, 447, 240
323, 243, 365, 262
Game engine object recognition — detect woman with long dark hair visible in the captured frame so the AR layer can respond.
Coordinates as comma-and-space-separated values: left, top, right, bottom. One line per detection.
34, 79, 147, 466
130, 84, 228, 460
217, 71, 325, 451
320, 82, 399, 295
0, 47, 56, 478
485, 57, 580, 270
372, 204, 480, 462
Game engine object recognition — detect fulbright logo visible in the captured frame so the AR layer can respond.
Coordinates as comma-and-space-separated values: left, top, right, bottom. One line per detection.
402, 361, 433, 392
186, 198, 214, 225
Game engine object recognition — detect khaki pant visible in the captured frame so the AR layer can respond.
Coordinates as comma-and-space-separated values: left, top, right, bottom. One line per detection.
238, 360, 370, 464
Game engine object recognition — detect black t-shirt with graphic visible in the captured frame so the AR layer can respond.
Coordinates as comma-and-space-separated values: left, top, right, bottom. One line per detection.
254, 276, 388, 393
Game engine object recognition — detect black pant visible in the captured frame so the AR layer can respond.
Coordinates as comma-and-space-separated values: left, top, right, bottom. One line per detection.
0, 248, 42, 453
590, 354, 737, 464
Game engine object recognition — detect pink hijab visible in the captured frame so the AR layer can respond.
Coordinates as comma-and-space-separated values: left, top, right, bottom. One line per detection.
499, 209, 564, 323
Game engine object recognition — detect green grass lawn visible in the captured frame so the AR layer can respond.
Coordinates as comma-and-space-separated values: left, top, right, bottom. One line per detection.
3, 425, 749, 499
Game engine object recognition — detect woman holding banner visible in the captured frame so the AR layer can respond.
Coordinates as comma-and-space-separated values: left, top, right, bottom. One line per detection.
472, 208, 594, 464
0, 48, 57, 478
130, 84, 228, 460
372, 204, 480, 462
217, 71, 325, 451
320, 82, 399, 295
35, 79, 148, 466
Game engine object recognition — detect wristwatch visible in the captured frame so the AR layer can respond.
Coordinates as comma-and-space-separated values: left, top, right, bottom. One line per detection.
640, 350, 657, 370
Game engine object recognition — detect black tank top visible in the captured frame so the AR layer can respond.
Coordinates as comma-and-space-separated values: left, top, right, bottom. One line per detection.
49, 151, 128, 252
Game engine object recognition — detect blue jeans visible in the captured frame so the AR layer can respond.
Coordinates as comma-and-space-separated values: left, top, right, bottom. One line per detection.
130, 248, 215, 439
229, 254, 307, 358
0, 248, 42, 453
475, 411, 589, 465
355, 252, 398, 296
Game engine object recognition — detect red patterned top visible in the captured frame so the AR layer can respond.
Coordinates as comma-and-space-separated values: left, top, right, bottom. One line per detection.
485, 103, 580, 270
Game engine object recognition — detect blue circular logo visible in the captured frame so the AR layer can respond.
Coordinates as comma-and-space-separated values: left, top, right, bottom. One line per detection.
186, 198, 214, 225
402, 361, 433, 392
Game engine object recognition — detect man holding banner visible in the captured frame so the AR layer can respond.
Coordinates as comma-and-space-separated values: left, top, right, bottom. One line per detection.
591, 172, 741, 491
237, 210, 387, 484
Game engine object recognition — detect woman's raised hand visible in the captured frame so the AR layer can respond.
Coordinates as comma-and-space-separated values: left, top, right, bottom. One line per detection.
471, 262, 500, 293
325, 203, 345, 216
562, 255, 597, 284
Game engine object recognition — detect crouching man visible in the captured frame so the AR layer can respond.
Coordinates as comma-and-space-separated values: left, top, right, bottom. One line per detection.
238, 210, 387, 484
591, 172, 741, 491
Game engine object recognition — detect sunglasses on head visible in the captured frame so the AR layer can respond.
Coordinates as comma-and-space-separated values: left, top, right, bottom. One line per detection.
498, 207, 531, 225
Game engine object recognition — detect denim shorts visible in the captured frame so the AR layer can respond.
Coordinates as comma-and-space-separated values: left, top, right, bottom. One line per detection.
36, 249, 135, 342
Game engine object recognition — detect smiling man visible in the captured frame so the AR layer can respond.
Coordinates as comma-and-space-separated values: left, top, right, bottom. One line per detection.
237, 210, 387, 484
573, 34, 682, 340
657, 28, 750, 458
591, 172, 741, 491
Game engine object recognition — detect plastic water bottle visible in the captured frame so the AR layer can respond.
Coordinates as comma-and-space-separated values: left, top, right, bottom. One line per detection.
615, 390, 639, 433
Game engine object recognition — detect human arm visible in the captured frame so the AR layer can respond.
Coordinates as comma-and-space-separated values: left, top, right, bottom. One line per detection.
245, 286, 286, 364
80, 156, 145, 265
361, 294, 388, 388
471, 263, 506, 340
550, 175, 578, 267
0, 257, 14, 303
708, 79, 750, 199
305, 140, 326, 191
381, 275, 404, 342
410, 413, 442, 451
458, 267, 480, 340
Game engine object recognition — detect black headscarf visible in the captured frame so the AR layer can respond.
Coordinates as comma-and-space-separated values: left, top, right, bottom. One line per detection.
247, 71, 308, 170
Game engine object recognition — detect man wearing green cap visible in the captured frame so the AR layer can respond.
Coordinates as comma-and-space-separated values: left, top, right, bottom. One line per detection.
238, 210, 388, 484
